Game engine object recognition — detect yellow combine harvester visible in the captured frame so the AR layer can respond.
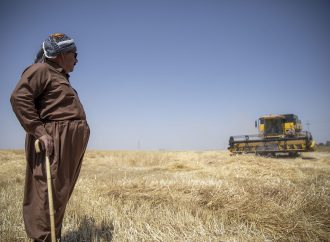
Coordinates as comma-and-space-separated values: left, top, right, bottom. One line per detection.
228, 114, 315, 156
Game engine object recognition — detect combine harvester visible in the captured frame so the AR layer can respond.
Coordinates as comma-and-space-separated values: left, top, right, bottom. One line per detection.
228, 114, 315, 156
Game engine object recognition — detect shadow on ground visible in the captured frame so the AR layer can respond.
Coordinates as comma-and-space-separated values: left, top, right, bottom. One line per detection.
62, 216, 113, 242
301, 156, 317, 160
264, 153, 317, 160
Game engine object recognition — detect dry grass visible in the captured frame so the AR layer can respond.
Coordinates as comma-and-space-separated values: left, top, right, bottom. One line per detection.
1, 150, 330, 241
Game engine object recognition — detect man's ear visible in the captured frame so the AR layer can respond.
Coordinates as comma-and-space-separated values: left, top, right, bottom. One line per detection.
58, 53, 65, 62
54, 53, 65, 66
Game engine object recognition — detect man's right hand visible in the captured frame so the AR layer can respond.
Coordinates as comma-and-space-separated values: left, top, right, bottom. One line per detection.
38, 134, 54, 156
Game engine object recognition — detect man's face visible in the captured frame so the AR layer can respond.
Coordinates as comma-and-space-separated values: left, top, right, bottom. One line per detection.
59, 51, 78, 73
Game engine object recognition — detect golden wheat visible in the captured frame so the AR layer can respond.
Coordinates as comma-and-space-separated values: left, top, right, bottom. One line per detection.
1, 150, 329, 241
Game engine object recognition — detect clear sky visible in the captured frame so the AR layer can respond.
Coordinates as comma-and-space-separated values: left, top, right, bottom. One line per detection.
0, 0, 329, 150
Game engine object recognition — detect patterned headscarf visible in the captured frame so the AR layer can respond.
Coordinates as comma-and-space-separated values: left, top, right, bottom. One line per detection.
43, 33, 76, 58
35, 33, 76, 62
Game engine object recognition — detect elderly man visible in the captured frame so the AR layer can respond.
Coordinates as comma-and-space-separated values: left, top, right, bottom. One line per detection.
10, 33, 90, 241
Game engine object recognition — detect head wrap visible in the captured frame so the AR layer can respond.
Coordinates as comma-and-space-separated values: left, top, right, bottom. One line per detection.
42, 33, 76, 59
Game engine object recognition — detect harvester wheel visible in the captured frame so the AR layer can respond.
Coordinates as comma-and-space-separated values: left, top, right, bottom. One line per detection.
289, 152, 298, 157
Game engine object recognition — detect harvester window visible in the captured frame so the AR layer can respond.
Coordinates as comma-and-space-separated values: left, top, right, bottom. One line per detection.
265, 119, 283, 135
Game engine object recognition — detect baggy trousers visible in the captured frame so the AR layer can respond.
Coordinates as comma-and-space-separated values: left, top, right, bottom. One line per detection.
23, 120, 90, 241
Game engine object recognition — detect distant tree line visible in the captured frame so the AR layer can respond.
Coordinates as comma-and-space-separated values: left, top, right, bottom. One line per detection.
317, 141, 330, 146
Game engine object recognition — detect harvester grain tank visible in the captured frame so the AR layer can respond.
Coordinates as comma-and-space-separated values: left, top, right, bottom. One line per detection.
228, 114, 315, 156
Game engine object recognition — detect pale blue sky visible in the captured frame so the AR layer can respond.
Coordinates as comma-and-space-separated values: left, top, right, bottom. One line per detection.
1, 0, 329, 150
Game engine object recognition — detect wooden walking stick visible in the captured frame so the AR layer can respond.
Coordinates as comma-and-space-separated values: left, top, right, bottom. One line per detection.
35, 139, 56, 242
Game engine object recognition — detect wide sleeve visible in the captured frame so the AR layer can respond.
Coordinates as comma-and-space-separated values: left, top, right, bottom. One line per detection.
10, 64, 50, 138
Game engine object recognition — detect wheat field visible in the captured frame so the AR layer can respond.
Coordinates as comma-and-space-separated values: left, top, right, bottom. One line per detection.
1, 150, 330, 241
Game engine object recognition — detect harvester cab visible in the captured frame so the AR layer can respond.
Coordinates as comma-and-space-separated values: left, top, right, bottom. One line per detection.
257, 114, 304, 138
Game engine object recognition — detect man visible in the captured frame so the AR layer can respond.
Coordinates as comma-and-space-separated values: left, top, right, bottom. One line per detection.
10, 33, 90, 241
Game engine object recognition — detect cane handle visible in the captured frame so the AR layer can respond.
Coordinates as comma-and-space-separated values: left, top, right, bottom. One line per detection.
35, 139, 41, 153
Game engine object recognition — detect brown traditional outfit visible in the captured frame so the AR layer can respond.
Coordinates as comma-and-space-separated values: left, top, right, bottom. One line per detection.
11, 59, 90, 241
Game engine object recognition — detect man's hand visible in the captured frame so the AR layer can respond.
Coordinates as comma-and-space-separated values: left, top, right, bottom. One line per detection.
38, 134, 54, 156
